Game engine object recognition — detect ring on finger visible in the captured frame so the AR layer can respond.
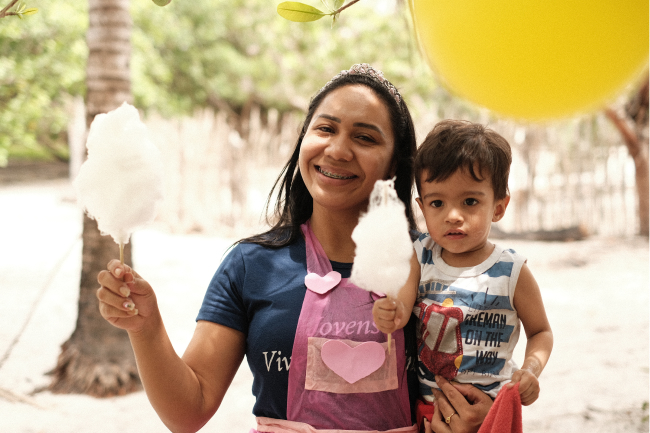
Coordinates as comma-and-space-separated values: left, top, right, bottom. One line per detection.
444, 412, 457, 424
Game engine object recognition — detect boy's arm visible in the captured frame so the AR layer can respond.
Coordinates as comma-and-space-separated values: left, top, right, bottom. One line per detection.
508, 263, 553, 405
373, 251, 419, 333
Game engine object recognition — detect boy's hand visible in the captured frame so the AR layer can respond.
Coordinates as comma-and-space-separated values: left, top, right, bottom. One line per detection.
372, 297, 408, 334
507, 368, 539, 406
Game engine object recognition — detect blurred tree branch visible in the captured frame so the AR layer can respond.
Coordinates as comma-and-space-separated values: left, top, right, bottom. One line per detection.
0, 0, 19, 17
277, 0, 361, 24
605, 73, 649, 236
0, 0, 37, 19
332, 0, 361, 15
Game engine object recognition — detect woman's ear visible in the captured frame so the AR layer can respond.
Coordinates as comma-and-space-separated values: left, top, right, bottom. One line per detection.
492, 195, 510, 222
386, 157, 398, 180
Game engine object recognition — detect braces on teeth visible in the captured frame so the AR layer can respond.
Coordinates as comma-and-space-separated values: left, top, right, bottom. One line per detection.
319, 167, 354, 180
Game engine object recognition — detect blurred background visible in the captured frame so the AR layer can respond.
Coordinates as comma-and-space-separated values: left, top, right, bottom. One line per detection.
2, 0, 646, 238
0, 0, 647, 432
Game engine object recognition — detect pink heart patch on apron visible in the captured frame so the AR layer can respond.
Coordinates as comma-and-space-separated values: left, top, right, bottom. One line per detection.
321, 340, 386, 384
304, 271, 341, 294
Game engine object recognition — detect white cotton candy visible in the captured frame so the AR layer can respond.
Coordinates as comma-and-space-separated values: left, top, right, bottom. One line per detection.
350, 179, 413, 298
73, 102, 164, 245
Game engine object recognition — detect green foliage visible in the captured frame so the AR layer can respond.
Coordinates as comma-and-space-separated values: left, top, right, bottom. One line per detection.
331, 0, 344, 10
151, 0, 171, 6
0, 1, 38, 20
277, 2, 326, 22
2, 0, 439, 164
0, 2, 86, 165
4, 1, 38, 19
277, 0, 352, 27
130, 0, 437, 118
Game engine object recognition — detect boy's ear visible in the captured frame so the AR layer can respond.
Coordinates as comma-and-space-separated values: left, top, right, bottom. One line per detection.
415, 197, 424, 212
492, 195, 510, 222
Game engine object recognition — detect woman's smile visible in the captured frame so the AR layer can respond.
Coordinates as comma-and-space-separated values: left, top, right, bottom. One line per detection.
316, 165, 357, 180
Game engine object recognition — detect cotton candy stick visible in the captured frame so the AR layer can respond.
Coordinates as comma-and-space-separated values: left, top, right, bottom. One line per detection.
350, 179, 413, 353
73, 102, 165, 264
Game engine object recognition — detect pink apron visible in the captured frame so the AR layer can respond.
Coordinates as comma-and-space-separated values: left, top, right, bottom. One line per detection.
250, 222, 416, 433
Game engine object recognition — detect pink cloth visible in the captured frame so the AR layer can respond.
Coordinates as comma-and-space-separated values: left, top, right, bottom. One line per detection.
252, 417, 418, 433
284, 222, 413, 431
477, 383, 523, 433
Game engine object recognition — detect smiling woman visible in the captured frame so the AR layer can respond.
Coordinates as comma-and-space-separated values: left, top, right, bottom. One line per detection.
240, 64, 418, 252
298, 85, 396, 235
94, 64, 493, 433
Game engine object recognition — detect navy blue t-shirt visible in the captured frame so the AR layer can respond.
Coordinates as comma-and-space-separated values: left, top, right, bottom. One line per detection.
197, 237, 353, 420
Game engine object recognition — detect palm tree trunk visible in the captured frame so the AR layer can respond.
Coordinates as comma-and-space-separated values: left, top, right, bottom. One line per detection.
49, 0, 142, 396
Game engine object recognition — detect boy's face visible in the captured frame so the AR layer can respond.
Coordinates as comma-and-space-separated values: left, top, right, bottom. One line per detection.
416, 167, 509, 264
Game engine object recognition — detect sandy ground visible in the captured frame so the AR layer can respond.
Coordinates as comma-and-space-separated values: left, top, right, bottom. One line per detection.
0, 178, 648, 432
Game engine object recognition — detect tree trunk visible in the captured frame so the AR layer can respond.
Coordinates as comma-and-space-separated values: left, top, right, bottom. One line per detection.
634, 151, 649, 236
49, 0, 142, 396
604, 74, 649, 237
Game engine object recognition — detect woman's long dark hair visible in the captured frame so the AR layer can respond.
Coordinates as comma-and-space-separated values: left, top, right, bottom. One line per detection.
240, 72, 418, 247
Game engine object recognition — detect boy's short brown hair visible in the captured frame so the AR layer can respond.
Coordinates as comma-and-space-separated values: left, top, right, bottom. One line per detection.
414, 119, 512, 200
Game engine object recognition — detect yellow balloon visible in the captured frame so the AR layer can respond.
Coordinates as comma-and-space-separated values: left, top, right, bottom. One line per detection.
410, 0, 649, 121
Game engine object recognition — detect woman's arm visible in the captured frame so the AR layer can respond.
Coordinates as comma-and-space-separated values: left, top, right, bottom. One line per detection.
372, 251, 419, 333
97, 260, 245, 433
507, 263, 553, 405
131, 320, 245, 433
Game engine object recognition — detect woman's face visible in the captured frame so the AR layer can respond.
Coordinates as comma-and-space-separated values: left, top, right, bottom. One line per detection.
299, 84, 396, 216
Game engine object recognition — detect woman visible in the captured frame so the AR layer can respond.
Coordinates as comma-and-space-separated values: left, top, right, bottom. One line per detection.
97, 64, 492, 433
